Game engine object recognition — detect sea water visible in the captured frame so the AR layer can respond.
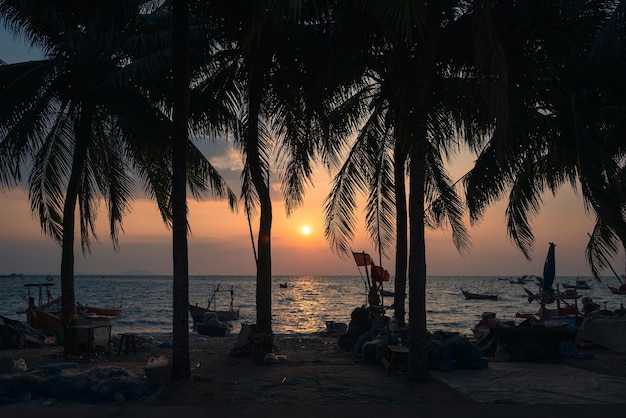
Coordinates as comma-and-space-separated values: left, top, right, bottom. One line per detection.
1, 275, 624, 338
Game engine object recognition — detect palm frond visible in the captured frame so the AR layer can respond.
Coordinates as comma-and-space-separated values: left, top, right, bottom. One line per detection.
504, 162, 547, 258
424, 144, 471, 255
28, 113, 74, 243
586, 221, 620, 281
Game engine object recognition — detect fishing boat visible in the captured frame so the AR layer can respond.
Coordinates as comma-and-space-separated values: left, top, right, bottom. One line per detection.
608, 284, 626, 295
470, 312, 504, 340
562, 278, 590, 290
509, 275, 538, 284
197, 323, 231, 337
0, 314, 44, 348
196, 312, 233, 337
521, 243, 582, 322
25, 298, 62, 331
473, 244, 582, 362
461, 289, 498, 301
80, 305, 123, 317
189, 283, 240, 324
21, 282, 120, 332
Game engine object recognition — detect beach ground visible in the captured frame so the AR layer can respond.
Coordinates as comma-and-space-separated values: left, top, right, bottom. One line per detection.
1, 333, 625, 417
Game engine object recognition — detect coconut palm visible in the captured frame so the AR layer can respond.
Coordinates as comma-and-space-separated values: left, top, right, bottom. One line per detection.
465, 1, 626, 280
170, 0, 192, 380
0, 1, 237, 362
199, 0, 339, 349
321, 0, 554, 380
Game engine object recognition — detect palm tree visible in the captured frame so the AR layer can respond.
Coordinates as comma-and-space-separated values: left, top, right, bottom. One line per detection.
202, 1, 339, 350
0, 1, 237, 363
322, 29, 475, 328
322, 0, 531, 380
465, 1, 626, 280
0, 1, 167, 344
170, 0, 191, 380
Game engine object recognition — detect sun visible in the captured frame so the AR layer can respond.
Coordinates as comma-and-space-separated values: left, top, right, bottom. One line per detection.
301, 225, 312, 235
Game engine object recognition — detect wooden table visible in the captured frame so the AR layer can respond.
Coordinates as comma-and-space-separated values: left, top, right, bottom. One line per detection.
66, 323, 111, 362
381, 344, 409, 375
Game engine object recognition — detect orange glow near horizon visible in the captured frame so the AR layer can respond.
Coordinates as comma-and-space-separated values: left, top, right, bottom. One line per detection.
0, 150, 622, 276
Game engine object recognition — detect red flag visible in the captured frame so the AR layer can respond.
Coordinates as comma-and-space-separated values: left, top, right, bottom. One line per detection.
371, 265, 390, 282
352, 252, 371, 267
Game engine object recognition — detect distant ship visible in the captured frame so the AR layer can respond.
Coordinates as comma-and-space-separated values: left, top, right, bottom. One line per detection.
0, 273, 24, 279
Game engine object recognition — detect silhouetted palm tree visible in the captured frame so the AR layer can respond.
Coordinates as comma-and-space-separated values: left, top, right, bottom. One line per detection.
0, 1, 237, 362
204, 1, 337, 349
465, 1, 626, 281
322, 0, 527, 380
170, 0, 192, 380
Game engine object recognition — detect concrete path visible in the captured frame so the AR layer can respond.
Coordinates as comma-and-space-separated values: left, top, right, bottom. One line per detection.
432, 361, 626, 404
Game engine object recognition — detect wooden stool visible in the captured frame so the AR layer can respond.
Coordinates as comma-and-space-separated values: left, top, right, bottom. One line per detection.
381, 344, 409, 375
118, 333, 137, 356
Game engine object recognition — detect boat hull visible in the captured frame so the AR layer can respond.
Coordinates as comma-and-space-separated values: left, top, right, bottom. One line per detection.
26, 306, 62, 331
83, 307, 123, 317
461, 290, 498, 301
189, 304, 240, 323
608, 286, 626, 295
197, 323, 231, 337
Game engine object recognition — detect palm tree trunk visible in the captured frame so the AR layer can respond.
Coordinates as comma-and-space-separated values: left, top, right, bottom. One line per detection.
171, 0, 191, 381
407, 8, 441, 382
61, 106, 92, 355
408, 133, 429, 381
393, 142, 408, 327
247, 70, 274, 347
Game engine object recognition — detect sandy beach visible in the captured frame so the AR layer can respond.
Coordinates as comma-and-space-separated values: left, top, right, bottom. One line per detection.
1, 332, 626, 416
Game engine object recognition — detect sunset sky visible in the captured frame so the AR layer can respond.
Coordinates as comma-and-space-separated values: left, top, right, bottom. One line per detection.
1, 28, 623, 278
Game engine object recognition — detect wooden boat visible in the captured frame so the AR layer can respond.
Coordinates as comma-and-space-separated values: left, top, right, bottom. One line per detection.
79, 304, 123, 317
509, 275, 537, 284
279, 282, 288, 288
317, 321, 348, 338
197, 323, 232, 337
562, 278, 590, 290
22, 283, 121, 332
189, 284, 240, 323
189, 303, 239, 323
196, 311, 233, 336
608, 285, 626, 295
25, 299, 62, 331
0, 314, 44, 349
471, 312, 504, 340
461, 289, 497, 301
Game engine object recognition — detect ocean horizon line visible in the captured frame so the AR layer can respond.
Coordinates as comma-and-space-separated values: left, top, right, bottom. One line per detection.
2, 272, 616, 279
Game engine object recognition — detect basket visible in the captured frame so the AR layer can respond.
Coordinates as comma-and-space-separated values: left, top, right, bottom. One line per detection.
144, 355, 172, 386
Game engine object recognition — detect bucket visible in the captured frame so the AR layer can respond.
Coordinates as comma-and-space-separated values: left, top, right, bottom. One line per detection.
250, 331, 267, 361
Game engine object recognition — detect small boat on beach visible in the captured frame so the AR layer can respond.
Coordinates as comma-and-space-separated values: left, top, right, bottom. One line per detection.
317, 320, 348, 337
0, 314, 44, 349
189, 283, 240, 323
21, 282, 121, 332
461, 289, 498, 301
196, 312, 233, 337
